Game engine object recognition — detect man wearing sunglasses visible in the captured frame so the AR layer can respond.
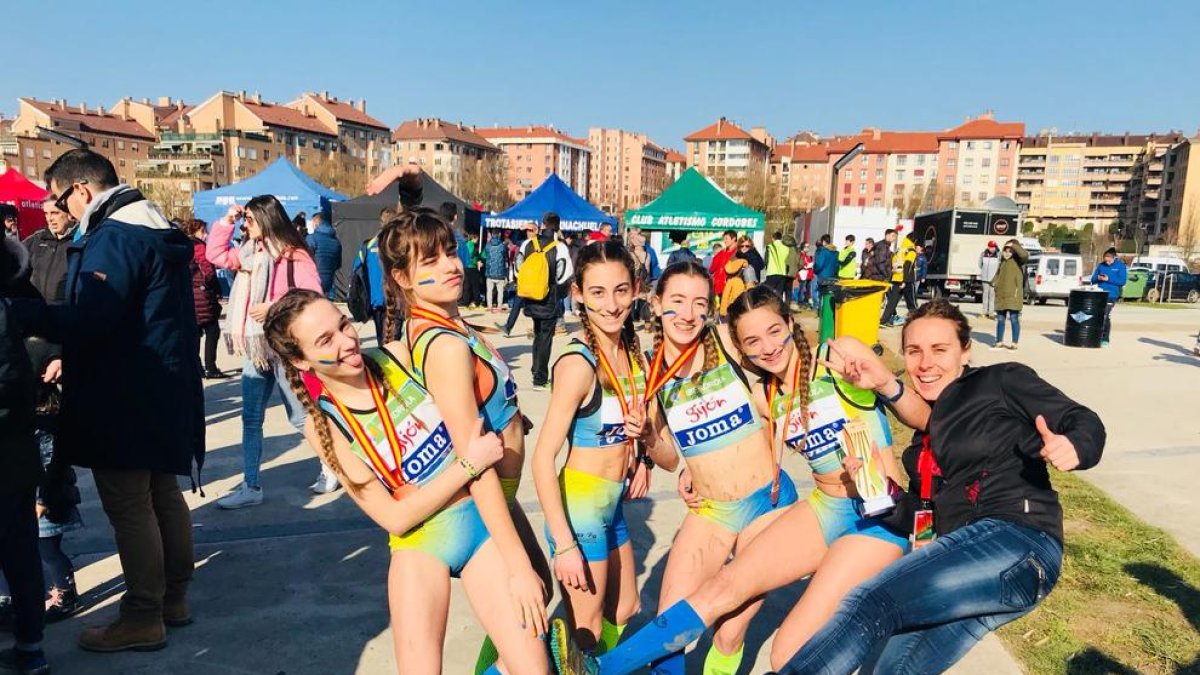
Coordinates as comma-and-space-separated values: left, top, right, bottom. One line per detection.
38, 149, 203, 655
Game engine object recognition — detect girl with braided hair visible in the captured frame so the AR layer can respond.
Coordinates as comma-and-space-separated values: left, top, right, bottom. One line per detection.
262, 289, 549, 674
376, 208, 551, 673
532, 241, 677, 659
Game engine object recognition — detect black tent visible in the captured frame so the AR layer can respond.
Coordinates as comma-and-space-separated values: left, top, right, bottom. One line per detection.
330, 173, 482, 299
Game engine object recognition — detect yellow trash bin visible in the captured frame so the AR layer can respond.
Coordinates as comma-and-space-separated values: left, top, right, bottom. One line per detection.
832, 280, 891, 347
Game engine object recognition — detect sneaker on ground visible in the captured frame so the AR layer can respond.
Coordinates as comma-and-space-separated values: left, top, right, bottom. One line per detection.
309, 468, 341, 495
989, 343, 1007, 351
1101, 340, 1110, 348
531, 383, 549, 392
0, 647, 50, 675
217, 483, 263, 510
1007, 342, 1019, 351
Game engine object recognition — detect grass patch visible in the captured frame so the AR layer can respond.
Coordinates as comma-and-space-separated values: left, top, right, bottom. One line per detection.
885, 408, 1200, 675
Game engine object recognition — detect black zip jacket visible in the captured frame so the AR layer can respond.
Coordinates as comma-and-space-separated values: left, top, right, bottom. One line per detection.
902, 362, 1105, 543
23, 228, 72, 304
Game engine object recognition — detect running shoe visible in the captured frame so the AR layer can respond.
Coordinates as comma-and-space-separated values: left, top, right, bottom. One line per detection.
216, 483, 263, 509
1006, 343, 1019, 351
0, 647, 50, 675
550, 618, 599, 675
309, 467, 341, 495
989, 343, 1008, 351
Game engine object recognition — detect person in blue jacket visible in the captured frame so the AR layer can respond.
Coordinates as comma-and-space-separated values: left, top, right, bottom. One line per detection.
305, 212, 342, 299
812, 234, 839, 311
1090, 247, 1127, 347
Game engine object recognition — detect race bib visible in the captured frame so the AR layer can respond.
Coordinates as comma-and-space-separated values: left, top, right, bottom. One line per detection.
801, 378, 851, 464
663, 369, 756, 453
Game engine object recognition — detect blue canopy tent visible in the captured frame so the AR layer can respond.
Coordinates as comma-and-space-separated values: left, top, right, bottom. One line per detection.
191, 157, 347, 226
482, 173, 612, 232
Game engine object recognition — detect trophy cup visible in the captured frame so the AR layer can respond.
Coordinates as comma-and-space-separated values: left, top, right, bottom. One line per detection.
841, 419, 895, 516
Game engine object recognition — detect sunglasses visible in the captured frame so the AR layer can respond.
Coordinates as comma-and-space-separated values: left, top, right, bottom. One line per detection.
54, 180, 87, 212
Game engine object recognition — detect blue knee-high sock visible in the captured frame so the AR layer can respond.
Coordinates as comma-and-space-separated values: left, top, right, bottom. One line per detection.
597, 601, 706, 674
650, 651, 686, 675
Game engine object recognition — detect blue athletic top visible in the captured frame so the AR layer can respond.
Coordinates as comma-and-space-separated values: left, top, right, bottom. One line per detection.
554, 339, 647, 449
654, 340, 763, 458
408, 320, 520, 434
318, 347, 456, 489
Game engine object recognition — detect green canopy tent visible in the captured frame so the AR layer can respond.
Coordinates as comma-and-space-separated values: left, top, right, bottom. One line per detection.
625, 166, 765, 262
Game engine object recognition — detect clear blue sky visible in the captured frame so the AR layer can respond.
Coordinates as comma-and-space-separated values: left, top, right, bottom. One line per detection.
5, 0, 1197, 149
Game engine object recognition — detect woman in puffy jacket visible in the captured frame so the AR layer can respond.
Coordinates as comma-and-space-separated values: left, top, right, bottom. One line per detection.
206, 196, 337, 507
183, 219, 227, 380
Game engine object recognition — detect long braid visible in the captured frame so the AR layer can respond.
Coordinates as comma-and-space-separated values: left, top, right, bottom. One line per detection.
791, 321, 813, 437
623, 314, 644, 375
694, 326, 720, 388
281, 361, 370, 494
577, 306, 607, 390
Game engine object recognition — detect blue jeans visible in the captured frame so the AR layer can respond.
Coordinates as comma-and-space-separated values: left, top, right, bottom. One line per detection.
780, 518, 1062, 675
1101, 300, 1115, 342
241, 360, 306, 488
996, 310, 1021, 345
503, 297, 524, 334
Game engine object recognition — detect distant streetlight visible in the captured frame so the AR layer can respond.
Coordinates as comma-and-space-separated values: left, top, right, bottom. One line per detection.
827, 142, 866, 238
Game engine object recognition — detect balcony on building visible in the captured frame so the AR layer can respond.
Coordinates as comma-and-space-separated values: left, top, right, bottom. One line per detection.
1020, 155, 1047, 166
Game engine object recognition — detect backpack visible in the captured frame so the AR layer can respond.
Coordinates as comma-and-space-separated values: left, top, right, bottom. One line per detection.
516, 237, 557, 301
347, 239, 372, 322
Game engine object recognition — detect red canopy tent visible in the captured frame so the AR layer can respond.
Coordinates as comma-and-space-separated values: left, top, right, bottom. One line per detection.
0, 168, 50, 239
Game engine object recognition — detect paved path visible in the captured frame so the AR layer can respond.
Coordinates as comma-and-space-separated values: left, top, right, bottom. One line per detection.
55, 299, 1191, 674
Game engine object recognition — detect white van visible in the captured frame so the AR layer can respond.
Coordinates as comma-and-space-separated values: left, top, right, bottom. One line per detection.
1028, 254, 1083, 304
1131, 256, 1188, 274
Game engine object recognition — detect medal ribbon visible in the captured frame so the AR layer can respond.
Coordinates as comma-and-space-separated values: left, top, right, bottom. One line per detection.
593, 340, 642, 453
325, 369, 406, 497
409, 306, 467, 336
765, 353, 803, 505
643, 334, 704, 409
918, 434, 942, 502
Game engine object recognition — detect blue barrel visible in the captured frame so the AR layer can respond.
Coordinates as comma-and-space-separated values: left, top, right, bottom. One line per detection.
1064, 289, 1108, 348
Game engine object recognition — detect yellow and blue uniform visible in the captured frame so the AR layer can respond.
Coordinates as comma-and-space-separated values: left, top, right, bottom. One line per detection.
318, 347, 490, 576
769, 357, 909, 551
408, 319, 523, 504
547, 340, 646, 562
656, 342, 798, 533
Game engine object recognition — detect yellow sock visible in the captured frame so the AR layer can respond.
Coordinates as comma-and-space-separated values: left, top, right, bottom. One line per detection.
596, 619, 626, 655
474, 636, 499, 674
702, 642, 745, 675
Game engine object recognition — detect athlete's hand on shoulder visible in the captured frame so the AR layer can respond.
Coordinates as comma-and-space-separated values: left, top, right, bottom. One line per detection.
819, 338, 892, 392
677, 467, 702, 508
553, 546, 590, 594
463, 418, 505, 471
626, 459, 650, 500
509, 564, 549, 637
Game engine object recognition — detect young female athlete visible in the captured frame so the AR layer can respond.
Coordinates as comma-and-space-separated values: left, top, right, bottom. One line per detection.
263, 289, 547, 674
552, 261, 797, 675
532, 240, 673, 657
376, 208, 551, 672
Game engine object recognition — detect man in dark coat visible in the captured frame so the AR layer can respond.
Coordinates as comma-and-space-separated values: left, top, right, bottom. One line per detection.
305, 212, 342, 299
0, 236, 50, 674
22, 196, 75, 305
43, 149, 202, 653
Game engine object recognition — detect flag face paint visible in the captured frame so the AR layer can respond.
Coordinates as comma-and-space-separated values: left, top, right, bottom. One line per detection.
416, 275, 437, 286
315, 354, 340, 365
661, 310, 678, 317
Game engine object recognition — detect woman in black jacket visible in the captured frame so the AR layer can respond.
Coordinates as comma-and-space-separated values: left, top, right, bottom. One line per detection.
780, 299, 1104, 675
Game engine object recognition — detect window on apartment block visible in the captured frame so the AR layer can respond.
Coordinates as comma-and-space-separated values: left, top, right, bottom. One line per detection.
857, 198, 866, 206
119, 159, 125, 167
132, 143, 139, 151
978, 192, 988, 201
249, 148, 258, 160
916, 155, 926, 165
24, 148, 33, 158
1001, 142, 1010, 150
875, 169, 883, 179
843, 183, 851, 194
101, 139, 109, 148
944, 176, 954, 184
963, 175, 973, 185
896, 155, 907, 166
982, 158, 992, 168
859, 169, 867, 179
1000, 158, 1009, 168
983, 141, 993, 150
872, 198, 882, 207
860, 155, 868, 166
948, 141, 958, 149
874, 183, 883, 192
858, 184, 866, 194
966, 141, 976, 150
40, 149, 50, 159
964, 158, 974, 168
237, 147, 245, 158
843, 197, 851, 206
914, 169, 924, 177
961, 191, 970, 202
947, 159, 956, 168
894, 183, 905, 193
998, 175, 1009, 184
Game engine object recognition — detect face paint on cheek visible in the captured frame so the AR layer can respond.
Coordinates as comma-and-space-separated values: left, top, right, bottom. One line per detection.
416, 274, 436, 286
314, 355, 340, 365
661, 309, 677, 317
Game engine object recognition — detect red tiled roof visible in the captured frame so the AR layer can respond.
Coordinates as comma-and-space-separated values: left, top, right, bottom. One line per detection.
392, 118, 499, 149
772, 143, 831, 162
683, 118, 757, 142
241, 100, 336, 136
664, 149, 687, 163
157, 104, 193, 129
476, 126, 584, 145
939, 118, 1025, 141
21, 98, 155, 140
305, 95, 389, 130
871, 131, 939, 153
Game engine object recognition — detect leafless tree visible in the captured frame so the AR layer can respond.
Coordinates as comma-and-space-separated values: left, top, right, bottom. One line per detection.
139, 180, 194, 222
460, 156, 514, 211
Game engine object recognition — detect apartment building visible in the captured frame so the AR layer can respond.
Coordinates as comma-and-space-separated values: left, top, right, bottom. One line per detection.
683, 117, 772, 198
664, 149, 687, 183
287, 92, 392, 173
392, 118, 502, 193
1126, 136, 1183, 237
586, 127, 668, 211
1157, 137, 1200, 246
475, 126, 591, 200
770, 140, 830, 211
935, 113, 1023, 207
1015, 133, 1183, 231
3, 97, 155, 185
